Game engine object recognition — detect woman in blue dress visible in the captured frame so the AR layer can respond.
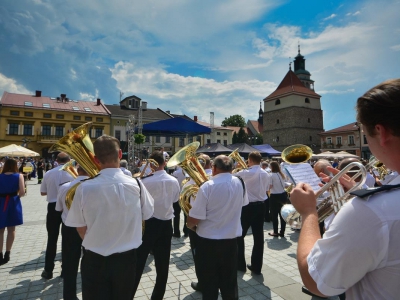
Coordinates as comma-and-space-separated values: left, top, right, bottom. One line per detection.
0, 158, 25, 265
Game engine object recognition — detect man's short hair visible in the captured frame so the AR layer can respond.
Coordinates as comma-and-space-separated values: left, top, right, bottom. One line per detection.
120, 159, 128, 168
93, 135, 120, 164
198, 153, 211, 168
248, 151, 262, 164
213, 155, 233, 172
57, 152, 70, 164
314, 159, 331, 176
261, 161, 269, 168
149, 151, 164, 166
357, 78, 400, 137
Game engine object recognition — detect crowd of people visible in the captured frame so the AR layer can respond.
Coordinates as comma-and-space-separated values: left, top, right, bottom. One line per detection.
0, 79, 399, 299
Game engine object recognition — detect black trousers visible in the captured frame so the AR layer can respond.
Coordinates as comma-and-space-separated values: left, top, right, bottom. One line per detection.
237, 202, 265, 273
197, 236, 238, 300
188, 230, 203, 287
45, 202, 62, 272
264, 198, 270, 221
81, 248, 137, 300
173, 202, 181, 235
269, 193, 287, 234
61, 223, 82, 300
133, 218, 173, 300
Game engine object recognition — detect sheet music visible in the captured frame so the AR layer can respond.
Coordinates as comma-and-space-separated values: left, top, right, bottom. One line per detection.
284, 163, 321, 192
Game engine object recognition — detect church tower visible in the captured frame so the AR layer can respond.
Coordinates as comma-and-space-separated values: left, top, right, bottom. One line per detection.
262, 48, 323, 152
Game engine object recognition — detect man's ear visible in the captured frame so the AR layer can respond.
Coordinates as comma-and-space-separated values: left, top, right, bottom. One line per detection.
118, 149, 122, 159
375, 124, 390, 146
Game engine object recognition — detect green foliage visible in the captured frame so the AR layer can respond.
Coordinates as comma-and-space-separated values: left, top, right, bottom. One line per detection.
237, 127, 248, 143
255, 133, 263, 145
232, 132, 238, 144
134, 133, 146, 145
221, 114, 246, 127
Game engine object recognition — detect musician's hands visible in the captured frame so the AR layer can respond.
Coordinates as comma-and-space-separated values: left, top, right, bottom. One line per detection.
290, 183, 317, 216
319, 166, 356, 192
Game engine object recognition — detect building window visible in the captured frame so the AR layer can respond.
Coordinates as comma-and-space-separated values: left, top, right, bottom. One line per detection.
145, 135, 150, 142
277, 119, 279, 124
43, 113, 52, 118
179, 137, 185, 147
188, 136, 193, 143
10, 111, 19, 116
156, 136, 161, 143
217, 139, 221, 144
336, 136, 342, 145
348, 135, 355, 145
23, 124, 33, 135
72, 106, 80, 111
95, 128, 102, 138
309, 136, 312, 141
326, 137, 332, 144
166, 136, 171, 143
207, 139, 211, 144
84, 107, 92, 112
217, 132, 221, 136
9, 123, 18, 135
305, 98, 310, 103
363, 135, 367, 144
85, 116, 92, 121
96, 117, 103, 122
197, 136, 201, 142
55, 126, 64, 137
223, 132, 227, 136
56, 114, 64, 119
24, 101, 33, 106
24, 112, 33, 117
275, 99, 281, 105
42, 103, 51, 108
308, 118, 311, 123
42, 125, 51, 136
223, 140, 227, 146
115, 130, 121, 140
73, 116, 81, 120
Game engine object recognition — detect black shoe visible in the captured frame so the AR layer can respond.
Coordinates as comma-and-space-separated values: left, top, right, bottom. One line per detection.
279, 232, 285, 237
172, 233, 181, 238
0, 252, 4, 266
2, 251, 10, 265
191, 282, 202, 292
41, 270, 53, 280
247, 264, 261, 275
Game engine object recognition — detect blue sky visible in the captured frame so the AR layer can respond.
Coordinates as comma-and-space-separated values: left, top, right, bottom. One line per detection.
0, 0, 399, 130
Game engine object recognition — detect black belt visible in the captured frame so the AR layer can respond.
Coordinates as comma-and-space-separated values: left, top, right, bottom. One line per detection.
84, 248, 136, 258
247, 201, 264, 206
0, 192, 18, 197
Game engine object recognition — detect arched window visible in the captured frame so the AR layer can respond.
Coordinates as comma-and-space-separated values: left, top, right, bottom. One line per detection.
308, 118, 311, 123
305, 98, 310, 103
309, 136, 312, 141
276, 119, 279, 124
275, 99, 281, 105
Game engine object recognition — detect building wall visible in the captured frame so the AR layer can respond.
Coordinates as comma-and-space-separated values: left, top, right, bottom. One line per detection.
263, 106, 323, 152
264, 94, 321, 112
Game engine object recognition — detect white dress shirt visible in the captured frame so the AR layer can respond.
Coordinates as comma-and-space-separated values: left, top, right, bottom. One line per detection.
235, 165, 270, 202
40, 165, 74, 203
140, 170, 180, 220
56, 175, 89, 223
172, 167, 186, 189
66, 168, 154, 256
189, 173, 249, 239
120, 167, 132, 177
269, 172, 286, 194
308, 176, 400, 299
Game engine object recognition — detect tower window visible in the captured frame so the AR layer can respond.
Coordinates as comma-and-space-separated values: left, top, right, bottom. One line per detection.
310, 136, 312, 141
305, 98, 310, 103
308, 118, 311, 123
276, 119, 279, 124
275, 99, 281, 105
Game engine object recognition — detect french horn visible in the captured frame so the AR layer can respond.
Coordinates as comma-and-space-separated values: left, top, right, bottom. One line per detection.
167, 142, 209, 216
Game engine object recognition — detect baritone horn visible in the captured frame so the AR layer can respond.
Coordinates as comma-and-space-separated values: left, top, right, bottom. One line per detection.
166, 142, 209, 216
60, 159, 78, 178
228, 148, 247, 173
49, 122, 100, 209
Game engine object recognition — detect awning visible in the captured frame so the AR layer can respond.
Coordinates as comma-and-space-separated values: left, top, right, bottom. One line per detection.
227, 143, 262, 154
138, 117, 211, 137
252, 144, 282, 156
196, 143, 232, 155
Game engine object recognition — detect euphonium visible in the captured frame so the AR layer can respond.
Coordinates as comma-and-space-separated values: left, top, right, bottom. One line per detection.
49, 122, 100, 209
166, 142, 209, 216
228, 148, 247, 173
60, 159, 78, 178
281, 162, 367, 226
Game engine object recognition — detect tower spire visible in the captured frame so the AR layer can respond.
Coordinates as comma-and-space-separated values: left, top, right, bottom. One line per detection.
298, 41, 300, 54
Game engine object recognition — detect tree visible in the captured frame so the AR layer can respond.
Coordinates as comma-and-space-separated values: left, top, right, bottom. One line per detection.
255, 133, 263, 145
237, 127, 248, 143
134, 133, 146, 145
221, 114, 246, 127
232, 132, 238, 144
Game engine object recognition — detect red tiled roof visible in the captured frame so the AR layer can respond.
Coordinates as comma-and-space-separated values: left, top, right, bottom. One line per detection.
0, 91, 111, 115
319, 122, 358, 135
264, 70, 320, 101
248, 120, 263, 134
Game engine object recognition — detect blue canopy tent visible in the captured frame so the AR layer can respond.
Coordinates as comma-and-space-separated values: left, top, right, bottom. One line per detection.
137, 117, 211, 137
252, 144, 281, 157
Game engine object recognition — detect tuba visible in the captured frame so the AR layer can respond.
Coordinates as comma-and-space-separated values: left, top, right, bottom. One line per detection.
167, 142, 209, 216
60, 159, 78, 178
49, 122, 100, 209
228, 148, 247, 173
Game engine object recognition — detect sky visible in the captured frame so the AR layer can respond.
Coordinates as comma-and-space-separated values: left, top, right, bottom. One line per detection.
0, 0, 399, 130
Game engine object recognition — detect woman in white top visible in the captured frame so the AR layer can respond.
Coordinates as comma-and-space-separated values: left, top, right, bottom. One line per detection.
268, 161, 288, 237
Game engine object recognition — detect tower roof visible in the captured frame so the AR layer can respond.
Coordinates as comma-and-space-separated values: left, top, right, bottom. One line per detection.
264, 69, 320, 101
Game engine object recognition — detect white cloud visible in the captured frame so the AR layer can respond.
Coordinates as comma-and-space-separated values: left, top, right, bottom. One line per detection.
346, 11, 361, 16
79, 89, 99, 102
323, 14, 337, 21
317, 89, 355, 95
0, 73, 32, 95
391, 44, 400, 51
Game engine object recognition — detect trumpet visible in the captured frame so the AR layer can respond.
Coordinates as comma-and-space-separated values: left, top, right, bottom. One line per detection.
281, 162, 367, 226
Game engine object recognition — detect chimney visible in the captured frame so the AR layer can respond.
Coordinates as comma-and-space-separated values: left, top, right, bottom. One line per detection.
35, 90, 42, 97
142, 101, 147, 110
194, 116, 198, 122
166, 110, 170, 114
60, 94, 66, 102
97, 98, 101, 106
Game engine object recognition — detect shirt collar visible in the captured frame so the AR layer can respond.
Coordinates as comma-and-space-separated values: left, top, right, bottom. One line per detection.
99, 168, 123, 175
